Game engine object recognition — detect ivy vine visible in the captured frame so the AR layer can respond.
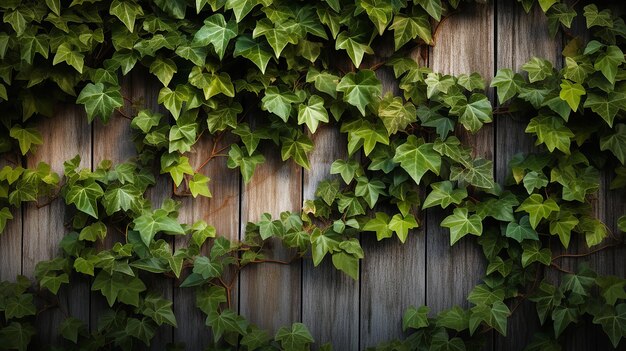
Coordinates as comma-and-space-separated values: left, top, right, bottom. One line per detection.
0, 0, 625, 350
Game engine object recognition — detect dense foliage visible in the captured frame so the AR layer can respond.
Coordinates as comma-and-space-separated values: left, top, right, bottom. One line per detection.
0, 0, 625, 350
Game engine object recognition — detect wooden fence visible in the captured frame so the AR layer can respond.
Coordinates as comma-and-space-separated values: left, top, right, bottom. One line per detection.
0, 1, 624, 350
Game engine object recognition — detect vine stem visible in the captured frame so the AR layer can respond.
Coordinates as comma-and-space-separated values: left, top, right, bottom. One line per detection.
551, 242, 623, 260
550, 262, 574, 274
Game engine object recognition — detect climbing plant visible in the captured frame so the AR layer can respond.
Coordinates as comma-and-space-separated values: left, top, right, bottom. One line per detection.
0, 0, 625, 350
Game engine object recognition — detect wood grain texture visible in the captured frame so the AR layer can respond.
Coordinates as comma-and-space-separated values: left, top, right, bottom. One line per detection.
239, 140, 302, 332
0, 157, 21, 281
301, 125, 358, 350
22, 105, 91, 346
174, 132, 240, 349
494, 2, 562, 349
426, 1, 494, 319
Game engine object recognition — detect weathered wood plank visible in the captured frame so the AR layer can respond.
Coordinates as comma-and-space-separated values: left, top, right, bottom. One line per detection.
174, 132, 240, 349
22, 105, 91, 346
239, 141, 302, 332
301, 125, 359, 350
494, 1, 563, 349
359, 36, 427, 348
0, 157, 22, 281
427, 1, 494, 317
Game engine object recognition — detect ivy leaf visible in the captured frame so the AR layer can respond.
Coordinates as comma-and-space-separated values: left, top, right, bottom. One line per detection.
234, 35, 273, 74
189, 173, 211, 198
77, 83, 123, 123
521, 241, 551, 268
315, 179, 339, 206
281, 134, 314, 169
60, 317, 85, 343
359, 0, 393, 35
423, 181, 467, 209
275, 323, 314, 351
583, 4, 613, 28
161, 155, 193, 186
241, 326, 271, 350
65, 181, 104, 218
192, 14, 237, 60
402, 306, 429, 331
9, 125, 43, 155
350, 121, 389, 156
298, 95, 329, 133
505, 215, 538, 242
525, 114, 574, 154
521, 57, 553, 83
52, 43, 85, 74
4, 294, 36, 319
363, 212, 393, 241
394, 135, 441, 185
45, 0, 61, 16
306, 68, 340, 98
133, 209, 185, 246
594, 46, 625, 85
584, 92, 626, 127
596, 276, 626, 305
390, 12, 432, 50
0, 207, 13, 233
549, 211, 579, 248
355, 176, 386, 208
261, 86, 303, 122
378, 94, 417, 135
457, 94, 493, 133
515, 194, 559, 229
91, 271, 146, 307
522, 171, 549, 194
79, 221, 107, 242
227, 145, 265, 183
559, 80, 585, 111
490, 69, 525, 104
592, 304, 626, 348
600, 124, 626, 164
552, 306, 578, 338
330, 159, 361, 184
0, 322, 35, 351
110, 0, 143, 32
388, 213, 419, 243
149, 57, 177, 87
125, 317, 156, 346
529, 282, 563, 324
415, 0, 442, 21
225, 0, 262, 22
335, 31, 374, 68
441, 207, 483, 245
336, 70, 382, 116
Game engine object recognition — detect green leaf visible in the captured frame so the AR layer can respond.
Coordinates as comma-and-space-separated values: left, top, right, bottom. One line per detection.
538, 0, 557, 12
193, 256, 222, 279
388, 213, 419, 243
225, 0, 261, 22
436, 307, 470, 332
125, 317, 156, 346
161, 155, 194, 186
193, 13, 237, 60
91, 271, 146, 307
521, 241, 551, 268
393, 135, 441, 185
529, 282, 562, 324
355, 176, 386, 208
549, 211, 579, 248
552, 306, 578, 338
596, 276, 626, 305
298, 95, 329, 133
281, 134, 314, 169
133, 209, 185, 246
52, 43, 85, 74
330, 159, 360, 184
261, 86, 303, 122
523, 171, 549, 194
110, 0, 143, 32
0, 322, 35, 351
359, 0, 393, 35
583, 4, 614, 28
0, 207, 13, 233
77, 83, 123, 123
227, 145, 265, 183
234, 35, 273, 74
45, 0, 61, 16
525, 114, 574, 154
584, 92, 626, 127
378, 94, 417, 135
600, 124, 626, 164
441, 207, 483, 245
592, 304, 626, 348
275, 323, 314, 351
315, 179, 339, 206
189, 173, 211, 198
149, 57, 177, 87
60, 317, 85, 343
390, 12, 432, 50
335, 31, 374, 68
490, 69, 525, 104
594, 46, 625, 85
306, 68, 340, 98
336, 70, 382, 116
423, 181, 467, 209
79, 221, 107, 242
515, 194, 559, 229
457, 94, 493, 133
65, 181, 104, 218
9, 125, 43, 155
403, 306, 429, 331
559, 79, 585, 111
4, 294, 36, 319
522, 57, 553, 83
506, 215, 538, 242
415, 0, 442, 21
363, 212, 393, 241
241, 326, 272, 350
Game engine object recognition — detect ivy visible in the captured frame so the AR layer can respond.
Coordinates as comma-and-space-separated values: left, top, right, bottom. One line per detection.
0, 0, 624, 350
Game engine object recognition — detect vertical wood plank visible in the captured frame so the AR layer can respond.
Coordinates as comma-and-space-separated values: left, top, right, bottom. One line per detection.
494, 2, 562, 350
301, 125, 359, 350
239, 141, 302, 332
359, 37, 426, 348
174, 133, 240, 349
427, 1, 494, 316
22, 106, 91, 346
0, 157, 22, 281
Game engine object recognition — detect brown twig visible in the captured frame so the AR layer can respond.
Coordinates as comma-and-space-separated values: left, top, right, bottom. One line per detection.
550, 262, 574, 274
551, 242, 623, 261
